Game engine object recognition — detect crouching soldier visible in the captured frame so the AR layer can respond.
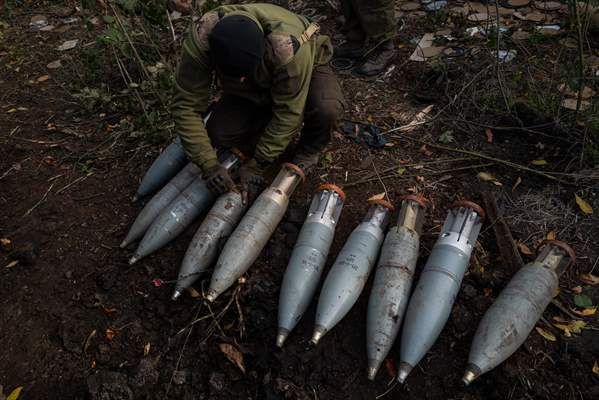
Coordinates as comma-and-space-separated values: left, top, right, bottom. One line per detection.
172, 3, 345, 201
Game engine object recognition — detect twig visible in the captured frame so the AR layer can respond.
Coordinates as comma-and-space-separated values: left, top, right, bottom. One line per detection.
367, 148, 389, 200
573, 0, 586, 121
358, 157, 477, 181
166, 9, 177, 43
56, 174, 92, 195
390, 135, 576, 186
345, 163, 495, 188
23, 182, 55, 217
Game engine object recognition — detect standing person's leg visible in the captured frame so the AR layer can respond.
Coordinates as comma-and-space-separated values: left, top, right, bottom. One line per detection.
353, 0, 397, 76
206, 95, 271, 158
335, 0, 368, 59
294, 65, 345, 172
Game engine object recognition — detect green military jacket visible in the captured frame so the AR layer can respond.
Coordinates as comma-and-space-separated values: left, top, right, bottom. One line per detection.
172, 3, 333, 174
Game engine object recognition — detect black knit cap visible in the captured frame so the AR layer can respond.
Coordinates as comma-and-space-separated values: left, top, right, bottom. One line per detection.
209, 15, 265, 78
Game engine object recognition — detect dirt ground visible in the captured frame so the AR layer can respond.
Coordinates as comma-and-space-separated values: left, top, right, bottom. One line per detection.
1, 1, 599, 399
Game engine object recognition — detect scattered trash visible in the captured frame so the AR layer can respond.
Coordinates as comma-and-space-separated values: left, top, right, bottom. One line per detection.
409, 32, 435, 61
468, 13, 490, 22
561, 98, 591, 111
341, 121, 387, 148
493, 49, 517, 63
536, 24, 561, 35
57, 39, 79, 51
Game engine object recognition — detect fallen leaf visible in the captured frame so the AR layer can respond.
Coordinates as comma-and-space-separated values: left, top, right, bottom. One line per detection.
91, 359, 96, 368
483, 288, 492, 297
531, 159, 547, 166
368, 193, 386, 201
593, 361, 599, 377
7, 386, 23, 400
554, 287, 561, 298
546, 230, 556, 241
416, 176, 425, 183
5, 260, 18, 269
485, 128, 493, 143
384, 358, 397, 378
571, 307, 597, 317
512, 176, 522, 192
37, 75, 49, 82
7, 108, 17, 113
57, 39, 79, 51
562, 98, 591, 111
536, 327, 556, 341
106, 328, 115, 341
419, 144, 433, 157
397, 167, 407, 176
187, 287, 201, 298
0, 237, 12, 248
101, 305, 117, 315
477, 172, 502, 186
517, 241, 533, 255
144, 342, 151, 356
553, 323, 571, 337
574, 294, 594, 308
47, 60, 62, 69
575, 194, 593, 215
579, 274, 599, 285
572, 285, 583, 294
218, 343, 246, 374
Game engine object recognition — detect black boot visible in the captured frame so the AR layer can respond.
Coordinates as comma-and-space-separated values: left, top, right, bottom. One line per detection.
354, 39, 396, 76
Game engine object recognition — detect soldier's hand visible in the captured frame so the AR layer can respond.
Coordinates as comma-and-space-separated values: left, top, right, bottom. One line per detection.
239, 158, 268, 204
205, 165, 237, 195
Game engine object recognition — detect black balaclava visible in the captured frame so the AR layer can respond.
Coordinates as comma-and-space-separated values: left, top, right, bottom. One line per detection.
209, 14, 265, 78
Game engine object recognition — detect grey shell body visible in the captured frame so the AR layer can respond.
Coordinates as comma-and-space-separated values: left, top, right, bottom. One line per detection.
135, 137, 187, 199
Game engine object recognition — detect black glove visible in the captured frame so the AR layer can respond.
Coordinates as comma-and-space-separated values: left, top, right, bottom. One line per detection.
205, 165, 237, 195
239, 158, 269, 203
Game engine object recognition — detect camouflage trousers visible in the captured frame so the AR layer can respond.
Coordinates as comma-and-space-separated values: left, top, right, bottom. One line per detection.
341, 0, 396, 43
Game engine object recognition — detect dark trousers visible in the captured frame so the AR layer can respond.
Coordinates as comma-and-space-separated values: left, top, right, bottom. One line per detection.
206, 65, 344, 159
341, 0, 396, 42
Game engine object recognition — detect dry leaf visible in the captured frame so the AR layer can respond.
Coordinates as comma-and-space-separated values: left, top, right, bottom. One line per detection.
593, 361, 599, 377
91, 359, 96, 369
7, 108, 17, 113
512, 176, 522, 192
47, 60, 62, 69
535, 327, 556, 342
579, 274, 599, 285
368, 193, 386, 201
571, 307, 597, 317
419, 144, 433, 157
477, 172, 502, 186
554, 320, 587, 337
572, 285, 583, 294
0, 237, 12, 249
553, 315, 568, 323
219, 343, 246, 374
7, 387, 23, 400
483, 288, 492, 297
546, 230, 556, 241
531, 159, 547, 166
144, 342, 151, 356
575, 194, 593, 215
37, 75, 50, 82
5, 260, 18, 269
187, 287, 201, 298
106, 328, 115, 341
517, 241, 533, 255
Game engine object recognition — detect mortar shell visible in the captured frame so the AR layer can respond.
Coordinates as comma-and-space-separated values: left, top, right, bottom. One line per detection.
172, 191, 246, 300
463, 241, 575, 385
276, 184, 346, 347
398, 200, 484, 383
121, 163, 200, 248
366, 195, 427, 380
311, 200, 394, 345
135, 137, 187, 201
206, 163, 305, 302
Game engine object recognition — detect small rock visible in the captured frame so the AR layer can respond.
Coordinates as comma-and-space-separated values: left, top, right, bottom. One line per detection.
65, 271, 73, 279
173, 369, 188, 385
87, 371, 133, 400
209, 372, 225, 391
